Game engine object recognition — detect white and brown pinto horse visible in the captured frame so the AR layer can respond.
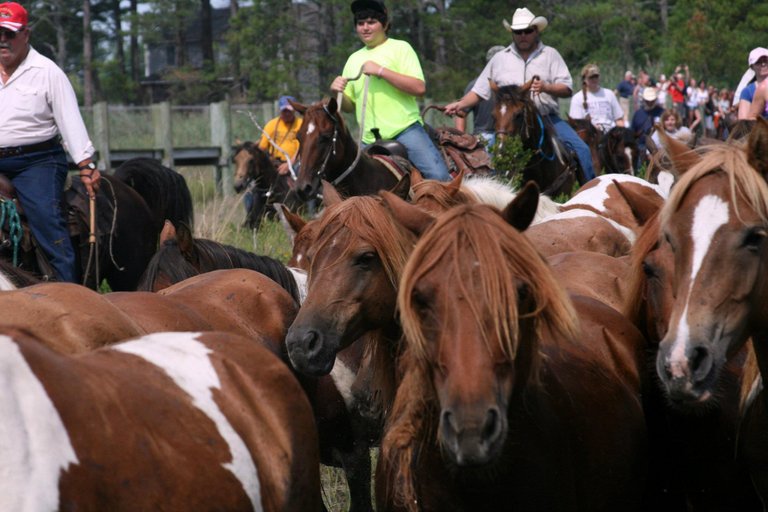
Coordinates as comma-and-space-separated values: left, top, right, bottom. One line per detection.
0, 328, 321, 511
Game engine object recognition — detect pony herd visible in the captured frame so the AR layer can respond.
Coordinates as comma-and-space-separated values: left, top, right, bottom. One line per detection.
1, 104, 768, 511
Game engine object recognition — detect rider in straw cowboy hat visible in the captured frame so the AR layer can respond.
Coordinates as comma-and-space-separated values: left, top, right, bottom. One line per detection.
444, 7, 596, 182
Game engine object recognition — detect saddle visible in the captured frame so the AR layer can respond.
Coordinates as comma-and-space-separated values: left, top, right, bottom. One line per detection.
429, 126, 493, 177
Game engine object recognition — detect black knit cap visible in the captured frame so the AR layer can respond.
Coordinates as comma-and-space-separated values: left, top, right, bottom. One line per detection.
351, 0, 387, 16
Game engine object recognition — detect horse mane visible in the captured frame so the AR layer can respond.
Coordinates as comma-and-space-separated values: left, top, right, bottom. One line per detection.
313, 195, 417, 412
138, 237, 301, 303
386, 203, 579, 508
113, 158, 194, 232
623, 211, 661, 330
661, 142, 768, 229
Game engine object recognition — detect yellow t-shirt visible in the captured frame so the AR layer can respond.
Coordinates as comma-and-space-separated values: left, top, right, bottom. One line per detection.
257, 116, 303, 162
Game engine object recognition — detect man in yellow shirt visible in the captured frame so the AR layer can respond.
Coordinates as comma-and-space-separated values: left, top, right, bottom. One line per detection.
258, 95, 302, 175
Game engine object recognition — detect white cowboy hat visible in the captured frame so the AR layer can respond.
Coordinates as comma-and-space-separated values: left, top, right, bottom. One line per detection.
503, 7, 548, 33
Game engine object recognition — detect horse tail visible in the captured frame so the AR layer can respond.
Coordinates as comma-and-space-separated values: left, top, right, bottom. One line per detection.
113, 158, 195, 234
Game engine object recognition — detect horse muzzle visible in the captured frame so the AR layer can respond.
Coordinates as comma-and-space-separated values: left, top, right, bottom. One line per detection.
285, 325, 338, 376
438, 403, 507, 467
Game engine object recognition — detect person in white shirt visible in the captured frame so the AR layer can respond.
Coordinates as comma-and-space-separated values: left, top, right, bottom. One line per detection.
568, 63, 625, 133
0, 2, 98, 283
651, 109, 693, 147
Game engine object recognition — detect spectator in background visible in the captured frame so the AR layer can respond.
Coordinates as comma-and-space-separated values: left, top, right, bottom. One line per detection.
738, 47, 768, 120
615, 70, 635, 123
569, 63, 624, 132
668, 66, 689, 122
454, 45, 506, 150
657, 74, 670, 108
715, 88, 733, 139
685, 78, 701, 131
258, 95, 302, 176
651, 109, 693, 147
631, 87, 664, 169
632, 70, 650, 114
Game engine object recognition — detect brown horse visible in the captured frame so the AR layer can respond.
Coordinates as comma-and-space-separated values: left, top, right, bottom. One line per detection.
232, 141, 303, 230
622, 132, 763, 510
0, 327, 320, 511
569, 118, 638, 175
652, 119, 768, 504
378, 190, 648, 511
491, 79, 578, 196
291, 98, 406, 202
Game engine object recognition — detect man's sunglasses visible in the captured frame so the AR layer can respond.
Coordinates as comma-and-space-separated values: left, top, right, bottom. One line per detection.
513, 27, 536, 35
0, 28, 24, 39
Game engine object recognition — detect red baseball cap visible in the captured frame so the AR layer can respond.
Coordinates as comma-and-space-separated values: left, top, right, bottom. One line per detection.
0, 2, 28, 32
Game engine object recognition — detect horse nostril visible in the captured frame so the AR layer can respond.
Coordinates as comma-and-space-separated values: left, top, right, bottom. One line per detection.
305, 330, 321, 356
440, 409, 457, 436
482, 407, 500, 441
690, 346, 712, 382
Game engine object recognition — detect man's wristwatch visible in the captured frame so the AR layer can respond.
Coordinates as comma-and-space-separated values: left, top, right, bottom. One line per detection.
78, 162, 97, 173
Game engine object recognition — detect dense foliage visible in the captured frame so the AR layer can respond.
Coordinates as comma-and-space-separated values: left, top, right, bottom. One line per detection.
23, 0, 768, 105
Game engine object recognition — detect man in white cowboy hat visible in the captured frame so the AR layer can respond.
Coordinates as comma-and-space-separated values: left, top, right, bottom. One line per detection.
444, 7, 596, 182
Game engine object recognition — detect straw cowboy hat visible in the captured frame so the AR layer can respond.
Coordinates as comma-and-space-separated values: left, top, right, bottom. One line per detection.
503, 7, 548, 33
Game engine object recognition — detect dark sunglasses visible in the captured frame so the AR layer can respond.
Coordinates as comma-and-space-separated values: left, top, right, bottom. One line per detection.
0, 28, 24, 39
512, 27, 536, 35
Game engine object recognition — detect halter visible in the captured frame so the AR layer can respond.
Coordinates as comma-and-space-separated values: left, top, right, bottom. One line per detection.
497, 107, 555, 162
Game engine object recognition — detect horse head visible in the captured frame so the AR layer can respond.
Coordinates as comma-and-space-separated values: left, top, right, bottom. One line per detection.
602, 127, 638, 175
490, 78, 537, 148
656, 118, 768, 408
285, 183, 415, 376
386, 183, 579, 466
294, 98, 352, 202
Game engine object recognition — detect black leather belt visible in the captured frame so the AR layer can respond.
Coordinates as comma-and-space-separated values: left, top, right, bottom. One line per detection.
0, 137, 62, 158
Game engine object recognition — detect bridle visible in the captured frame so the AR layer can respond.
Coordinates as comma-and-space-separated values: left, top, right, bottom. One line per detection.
496, 100, 555, 162
308, 105, 363, 187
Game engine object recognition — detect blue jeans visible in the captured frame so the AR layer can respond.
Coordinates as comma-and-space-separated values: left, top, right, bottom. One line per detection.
0, 146, 76, 282
395, 123, 451, 181
546, 114, 596, 181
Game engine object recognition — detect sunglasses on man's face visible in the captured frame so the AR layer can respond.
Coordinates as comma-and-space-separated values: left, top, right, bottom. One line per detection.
0, 28, 24, 40
513, 28, 536, 35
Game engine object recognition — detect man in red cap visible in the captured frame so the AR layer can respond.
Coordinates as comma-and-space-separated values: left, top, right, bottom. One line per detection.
0, 2, 99, 283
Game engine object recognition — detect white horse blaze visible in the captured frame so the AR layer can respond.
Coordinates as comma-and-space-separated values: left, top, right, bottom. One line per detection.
115, 332, 264, 511
668, 194, 729, 379
307, 122, 316, 135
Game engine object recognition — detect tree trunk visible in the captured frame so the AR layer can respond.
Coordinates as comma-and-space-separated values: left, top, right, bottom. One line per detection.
200, 0, 214, 70
113, 0, 125, 74
52, 2, 67, 68
230, 0, 240, 92
130, 0, 140, 82
83, 0, 94, 106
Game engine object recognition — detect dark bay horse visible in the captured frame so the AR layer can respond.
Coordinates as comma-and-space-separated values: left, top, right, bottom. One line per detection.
620, 131, 762, 510
377, 189, 648, 511
112, 157, 194, 234
569, 118, 638, 175
0, 327, 321, 511
136, 221, 304, 302
651, 119, 768, 505
291, 98, 407, 201
232, 141, 303, 230
491, 79, 577, 197
0, 174, 157, 291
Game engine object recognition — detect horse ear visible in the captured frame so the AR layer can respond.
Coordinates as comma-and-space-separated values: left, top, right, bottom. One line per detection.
746, 117, 768, 179
645, 132, 659, 155
175, 222, 195, 256
388, 174, 411, 200
612, 179, 663, 227
234, 138, 243, 146
380, 190, 435, 236
658, 126, 701, 173
501, 181, 539, 232
489, 79, 500, 94
159, 220, 177, 244
273, 203, 304, 244
320, 179, 345, 206
327, 97, 339, 115
446, 169, 465, 196
288, 98, 306, 115
410, 167, 424, 186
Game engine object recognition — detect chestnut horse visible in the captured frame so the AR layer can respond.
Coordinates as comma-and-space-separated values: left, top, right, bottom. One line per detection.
569, 118, 638, 175
378, 191, 648, 511
291, 98, 406, 202
491, 79, 578, 197
0, 327, 320, 511
652, 119, 768, 504
621, 131, 762, 509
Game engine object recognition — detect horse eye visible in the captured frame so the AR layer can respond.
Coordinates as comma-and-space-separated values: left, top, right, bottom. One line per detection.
411, 288, 431, 315
354, 251, 377, 268
743, 227, 766, 251
642, 260, 658, 279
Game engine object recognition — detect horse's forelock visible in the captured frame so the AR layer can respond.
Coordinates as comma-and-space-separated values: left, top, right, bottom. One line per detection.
313, 197, 413, 288
399, 205, 578, 372
662, 144, 768, 229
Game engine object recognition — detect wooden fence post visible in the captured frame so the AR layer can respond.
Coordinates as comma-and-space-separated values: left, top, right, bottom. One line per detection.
92, 101, 111, 172
210, 100, 232, 196
152, 101, 173, 168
